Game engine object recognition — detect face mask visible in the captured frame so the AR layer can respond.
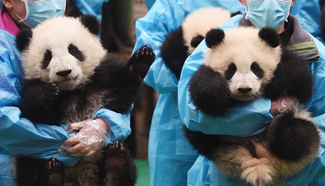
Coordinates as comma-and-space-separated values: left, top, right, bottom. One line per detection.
245, 0, 291, 29
13, 0, 66, 28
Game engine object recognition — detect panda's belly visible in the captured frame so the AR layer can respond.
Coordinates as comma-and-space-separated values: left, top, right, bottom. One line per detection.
59, 89, 110, 124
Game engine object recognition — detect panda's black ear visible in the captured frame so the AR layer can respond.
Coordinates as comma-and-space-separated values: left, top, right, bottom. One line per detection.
205, 28, 225, 49
258, 27, 280, 48
16, 29, 33, 52
80, 15, 100, 36
191, 35, 204, 48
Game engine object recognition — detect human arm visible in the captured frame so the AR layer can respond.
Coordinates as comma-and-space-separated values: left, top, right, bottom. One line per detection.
132, 0, 184, 93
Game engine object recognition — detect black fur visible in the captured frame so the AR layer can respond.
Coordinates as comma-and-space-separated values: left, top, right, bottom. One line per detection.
230, 11, 242, 17
250, 62, 264, 79
266, 111, 320, 161
189, 65, 235, 116
264, 49, 313, 103
224, 63, 237, 80
161, 26, 189, 79
205, 28, 225, 49
258, 27, 280, 48
68, 44, 85, 62
191, 35, 204, 48
16, 29, 32, 52
42, 50, 52, 69
17, 45, 155, 186
80, 15, 100, 36
321, 6, 325, 42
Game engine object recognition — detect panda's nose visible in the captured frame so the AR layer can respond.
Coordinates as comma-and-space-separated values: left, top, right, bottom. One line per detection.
238, 88, 252, 93
56, 69, 72, 77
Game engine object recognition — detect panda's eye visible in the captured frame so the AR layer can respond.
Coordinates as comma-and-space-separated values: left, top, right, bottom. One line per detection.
42, 50, 52, 69
225, 63, 237, 80
251, 62, 264, 79
68, 44, 85, 62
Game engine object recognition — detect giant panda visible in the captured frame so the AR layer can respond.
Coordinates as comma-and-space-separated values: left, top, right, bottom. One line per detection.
161, 7, 240, 79
14, 15, 155, 186
184, 27, 320, 186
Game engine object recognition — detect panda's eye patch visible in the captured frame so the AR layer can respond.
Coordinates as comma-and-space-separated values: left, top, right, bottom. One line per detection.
251, 62, 264, 79
68, 44, 84, 61
42, 50, 52, 69
225, 63, 237, 80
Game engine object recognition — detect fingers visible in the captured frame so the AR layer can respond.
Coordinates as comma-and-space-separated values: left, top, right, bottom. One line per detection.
67, 122, 86, 133
63, 135, 79, 147
70, 148, 91, 157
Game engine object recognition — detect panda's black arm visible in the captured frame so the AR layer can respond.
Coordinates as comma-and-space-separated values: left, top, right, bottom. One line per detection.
161, 27, 189, 79
264, 50, 313, 103
92, 46, 154, 114
19, 79, 60, 125
189, 65, 235, 116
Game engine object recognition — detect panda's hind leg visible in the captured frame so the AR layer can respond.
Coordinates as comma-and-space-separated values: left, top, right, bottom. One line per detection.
127, 45, 155, 79
102, 141, 137, 186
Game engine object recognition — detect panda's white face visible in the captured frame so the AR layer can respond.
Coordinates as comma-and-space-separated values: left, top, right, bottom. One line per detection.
204, 27, 282, 101
21, 17, 106, 90
182, 7, 231, 54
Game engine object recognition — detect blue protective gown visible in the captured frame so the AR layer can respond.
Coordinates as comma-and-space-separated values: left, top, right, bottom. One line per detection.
145, 0, 155, 9
72, 0, 109, 21
179, 15, 325, 186
0, 16, 131, 186
133, 0, 245, 185
291, 0, 324, 43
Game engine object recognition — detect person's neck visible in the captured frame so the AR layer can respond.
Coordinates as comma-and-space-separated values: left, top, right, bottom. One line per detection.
7, 9, 29, 29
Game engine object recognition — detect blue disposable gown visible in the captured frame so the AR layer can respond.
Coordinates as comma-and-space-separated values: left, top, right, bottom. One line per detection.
179, 15, 325, 186
72, 0, 109, 21
0, 26, 131, 186
145, 0, 155, 9
133, 0, 245, 185
291, 0, 324, 42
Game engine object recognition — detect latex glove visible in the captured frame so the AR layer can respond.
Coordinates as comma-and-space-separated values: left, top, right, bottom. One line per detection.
60, 119, 109, 157
270, 96, 299, 117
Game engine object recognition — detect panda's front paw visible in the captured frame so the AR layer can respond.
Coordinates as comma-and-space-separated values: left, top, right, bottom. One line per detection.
129, 45, 155, 78
39, 83, 60, 107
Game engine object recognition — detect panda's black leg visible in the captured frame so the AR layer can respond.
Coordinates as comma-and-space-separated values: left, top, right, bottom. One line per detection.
127, 45, 155, 79
14, 157, 40, 186
267, 111, 320, 161
45, 157, 64, 186
102, 141, 137, 186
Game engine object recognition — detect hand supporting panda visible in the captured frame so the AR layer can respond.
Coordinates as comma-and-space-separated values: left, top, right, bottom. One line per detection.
19, 79, 60, 125
62, 118, 109, 158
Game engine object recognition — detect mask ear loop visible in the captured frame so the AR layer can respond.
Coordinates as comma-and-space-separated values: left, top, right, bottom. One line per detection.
11, 0, 28, 23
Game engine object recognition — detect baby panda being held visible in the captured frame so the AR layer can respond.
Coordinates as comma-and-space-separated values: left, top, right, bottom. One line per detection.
184, 27, 320, 186
15, 15, 155, 186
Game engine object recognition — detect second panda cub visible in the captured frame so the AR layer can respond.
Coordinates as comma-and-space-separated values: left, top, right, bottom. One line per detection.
185, 27, 320, 186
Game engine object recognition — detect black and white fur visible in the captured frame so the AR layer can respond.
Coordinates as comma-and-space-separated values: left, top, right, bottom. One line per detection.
14, 15, 155, 186
161, 7, 236, 79
184, 27, 320, 186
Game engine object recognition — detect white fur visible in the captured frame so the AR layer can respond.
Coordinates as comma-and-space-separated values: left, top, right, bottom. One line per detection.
182, 7, 231, 54
21, 16, 107, 90
204, 27, 282, 101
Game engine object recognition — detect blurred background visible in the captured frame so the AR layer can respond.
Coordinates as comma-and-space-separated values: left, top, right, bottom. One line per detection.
65, 0, 156, 185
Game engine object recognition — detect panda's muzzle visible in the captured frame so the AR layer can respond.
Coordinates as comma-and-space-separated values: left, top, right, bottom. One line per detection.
238, 88, 252, 94
56, 69, 72, 77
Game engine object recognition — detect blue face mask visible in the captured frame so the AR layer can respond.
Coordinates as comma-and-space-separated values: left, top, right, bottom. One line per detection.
13, 0, 66, 28
245, 0, 291, 29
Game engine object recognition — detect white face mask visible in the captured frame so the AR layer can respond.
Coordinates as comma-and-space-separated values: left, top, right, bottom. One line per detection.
12, 0, 66, 28
245, 0, 292, 29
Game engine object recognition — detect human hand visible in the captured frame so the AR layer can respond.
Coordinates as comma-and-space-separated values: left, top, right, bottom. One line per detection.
270, 96, 299, 117
60, 119, 109, 158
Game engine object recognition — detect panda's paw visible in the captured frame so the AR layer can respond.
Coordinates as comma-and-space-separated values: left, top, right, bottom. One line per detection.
47, 157, 64, 186
129, 45, 155, 78
106, 141, 127, 157
43, 83, 60, 104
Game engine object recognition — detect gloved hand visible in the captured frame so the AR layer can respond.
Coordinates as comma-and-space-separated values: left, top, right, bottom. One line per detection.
270, 96, 299, 117
60, 119, 109, 158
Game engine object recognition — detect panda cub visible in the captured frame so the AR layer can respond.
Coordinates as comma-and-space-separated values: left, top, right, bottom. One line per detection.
184, 27, 320, 186
161, 7, 239, 79
14, 15, 155, 186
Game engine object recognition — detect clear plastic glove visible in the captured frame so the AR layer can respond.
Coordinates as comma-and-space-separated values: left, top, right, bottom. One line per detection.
270, 96, 299, 117
59, 119, 109, 158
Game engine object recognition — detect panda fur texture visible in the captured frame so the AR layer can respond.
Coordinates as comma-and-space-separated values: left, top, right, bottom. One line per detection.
184, 27, 320, 186
160, 7, 235, 79
14, 15, 155, 186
